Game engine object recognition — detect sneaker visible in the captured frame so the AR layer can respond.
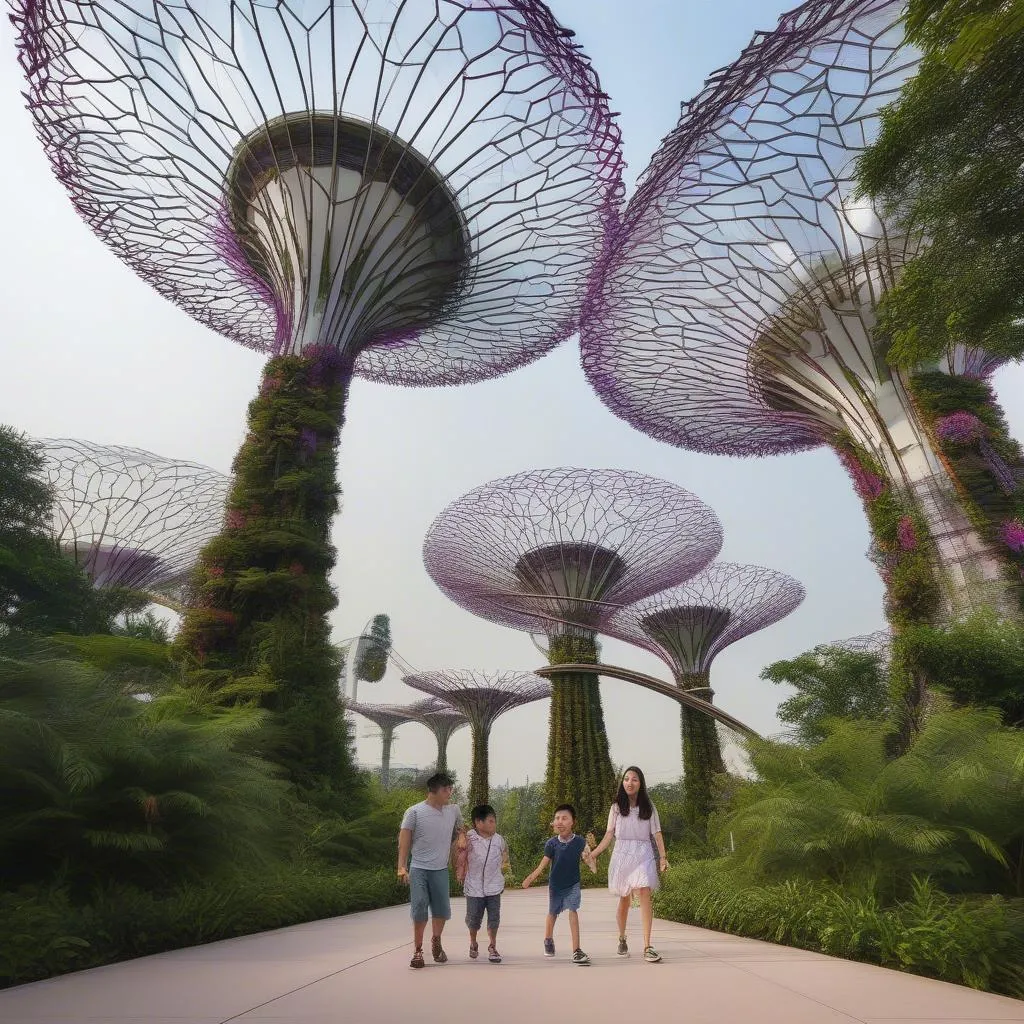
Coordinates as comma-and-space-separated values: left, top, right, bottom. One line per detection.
431, 936, 447, 963
488, 945, 502, 964
643, 946, 662, 963
469, 942, 478, 960
543, 938, 555, 957
617, 936, 629, 957
572, 949, 591, 966
410, 948, 425, 969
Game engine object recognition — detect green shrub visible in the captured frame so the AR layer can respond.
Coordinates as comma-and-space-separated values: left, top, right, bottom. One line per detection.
720, 708, 1024, 899
656, 861, 1024, 996
0, 868, 404, 989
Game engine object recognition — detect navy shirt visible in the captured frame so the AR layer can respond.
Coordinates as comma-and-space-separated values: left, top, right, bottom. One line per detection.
544, 833, 586, 891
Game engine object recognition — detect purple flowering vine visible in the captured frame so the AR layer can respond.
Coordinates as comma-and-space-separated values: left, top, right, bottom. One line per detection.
837, 449, 886, 502
1000, 519, 1024, 553
897, 516, 917, 551
935, 411, 986, 445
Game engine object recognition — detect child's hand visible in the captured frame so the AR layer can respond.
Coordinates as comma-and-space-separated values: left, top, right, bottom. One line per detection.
585, 832, 597, 848
584, 852, 597, 874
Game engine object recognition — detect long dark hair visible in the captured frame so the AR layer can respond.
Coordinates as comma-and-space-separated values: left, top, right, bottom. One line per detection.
615, 766, 653, 820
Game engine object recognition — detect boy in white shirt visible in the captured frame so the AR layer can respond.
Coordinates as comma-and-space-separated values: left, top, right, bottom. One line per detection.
462, 804, 510, 963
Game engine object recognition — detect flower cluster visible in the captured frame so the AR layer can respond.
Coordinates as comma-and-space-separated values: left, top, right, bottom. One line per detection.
838, 449, 886, 502
935, 411, 986, 446
897, 516, 918, 551
999, 519, 1024, 553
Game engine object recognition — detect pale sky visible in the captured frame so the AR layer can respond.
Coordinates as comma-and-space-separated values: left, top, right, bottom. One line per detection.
2, 2, 1022, 787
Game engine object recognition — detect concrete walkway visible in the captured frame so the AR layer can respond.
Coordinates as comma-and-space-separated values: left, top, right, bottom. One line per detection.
1, 889, 1022, 1023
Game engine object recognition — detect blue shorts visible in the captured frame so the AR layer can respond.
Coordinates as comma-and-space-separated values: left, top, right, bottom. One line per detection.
409, 868, 451, 923
548, 883, 582, 917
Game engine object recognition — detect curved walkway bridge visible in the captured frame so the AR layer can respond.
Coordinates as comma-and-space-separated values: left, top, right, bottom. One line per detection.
2, 890, 1021, 1023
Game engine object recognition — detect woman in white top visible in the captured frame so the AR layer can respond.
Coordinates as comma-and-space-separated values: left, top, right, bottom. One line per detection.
590, 765, 669, 963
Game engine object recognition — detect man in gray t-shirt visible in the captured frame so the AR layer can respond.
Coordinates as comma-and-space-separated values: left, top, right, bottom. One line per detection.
397, 772, 463, 969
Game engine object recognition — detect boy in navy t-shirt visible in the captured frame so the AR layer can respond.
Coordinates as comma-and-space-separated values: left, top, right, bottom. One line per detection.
522, 804, 596, 965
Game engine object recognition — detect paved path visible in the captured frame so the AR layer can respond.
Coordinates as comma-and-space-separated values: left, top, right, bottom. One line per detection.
2, 889, 1022, 1023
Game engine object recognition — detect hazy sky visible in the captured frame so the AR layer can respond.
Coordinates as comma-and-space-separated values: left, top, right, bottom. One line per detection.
2, 2, 1022, 787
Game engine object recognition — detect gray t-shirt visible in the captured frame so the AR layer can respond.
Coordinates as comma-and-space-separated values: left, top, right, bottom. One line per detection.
400, 800, 464, 871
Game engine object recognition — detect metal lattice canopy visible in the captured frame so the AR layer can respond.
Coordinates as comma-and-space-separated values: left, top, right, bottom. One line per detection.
403, 671, 551, 733
13, 0, 623, 383
39, 437, 230, 596
423, 468, 723, 637
582, 0, 919, 458
346, 701, 419, 733
408, 697, 470, 735
579, 0, 1012, 617
604, 562, 806, 685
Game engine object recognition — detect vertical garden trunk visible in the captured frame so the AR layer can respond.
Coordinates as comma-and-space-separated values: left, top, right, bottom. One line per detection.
174, 349, 359, 808
679, 673, 725, 835
469, 723, 490, 810
380, 727, 393, 789
544, 632, 615, 834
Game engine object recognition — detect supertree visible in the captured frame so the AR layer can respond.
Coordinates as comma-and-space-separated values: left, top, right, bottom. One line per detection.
408, 698, 469, 776
423, 468, 723, 831
39, 438, 229, 609
404, 671, 550, 809
11, 0, 623, 792
579, 0, 1020, 746
604, 563, 805, 830
347, 701, 420, 789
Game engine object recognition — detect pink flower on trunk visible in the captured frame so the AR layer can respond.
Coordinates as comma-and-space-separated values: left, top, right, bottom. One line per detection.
935, 411, 986, 445
1000, 519, 1024, 553
837, 449, 886, 502
897, 516, 917, 551
226, 509, 247, 530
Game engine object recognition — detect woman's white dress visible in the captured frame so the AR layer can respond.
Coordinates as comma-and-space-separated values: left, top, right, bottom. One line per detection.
606, 803, 662, 897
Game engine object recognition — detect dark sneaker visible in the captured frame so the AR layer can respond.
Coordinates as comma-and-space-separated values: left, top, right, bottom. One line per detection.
410, 948, 425, 969
469, 942, 478, 960
643, 946, 662, 963
617, 936, 629, 957
431, 936, 447, 963
488, 945, 502, 963
543, 938, 555, 957
572, 949, 591, 966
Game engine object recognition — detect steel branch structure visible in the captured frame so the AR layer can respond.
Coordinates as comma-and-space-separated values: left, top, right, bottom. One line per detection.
39, 438, 229, 607
13, 0, 623, 382
423, 467, 722, 830
404, 671, 550, 808
408, 697, 469, 775
604, 562, 804, 829
347, 701, 420, 789
580, 0, 1013, 620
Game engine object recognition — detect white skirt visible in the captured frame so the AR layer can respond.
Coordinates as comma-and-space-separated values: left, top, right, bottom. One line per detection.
607, 838, 659, 897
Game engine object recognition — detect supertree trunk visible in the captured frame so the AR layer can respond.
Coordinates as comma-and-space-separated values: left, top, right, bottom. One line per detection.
469, 724, 491, 810
678, 673, 725, 835
175, 349, 355, 803
544, 633, 614, 834
380, 727, 394, 790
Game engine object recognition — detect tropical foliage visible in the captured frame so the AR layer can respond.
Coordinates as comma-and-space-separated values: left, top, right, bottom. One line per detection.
856, 0, 1024, 366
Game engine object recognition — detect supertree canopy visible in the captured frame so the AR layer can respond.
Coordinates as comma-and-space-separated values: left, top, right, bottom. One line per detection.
408, 698, 469, 776
605, 562, 805, 830
39, 438, 229, 605
347, 701, 419, 789
11, 0, 623, 795
423, 467, 722, 831
404, 671, 550, 810
580, 0, 1021, 638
